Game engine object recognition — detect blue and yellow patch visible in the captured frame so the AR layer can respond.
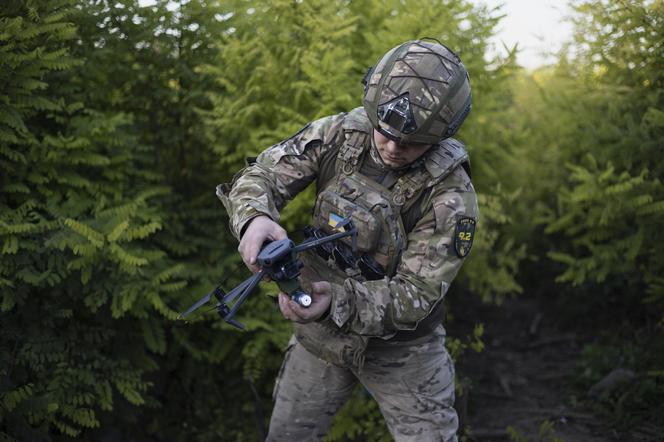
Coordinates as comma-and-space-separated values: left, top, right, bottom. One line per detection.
328, 213, 345, 232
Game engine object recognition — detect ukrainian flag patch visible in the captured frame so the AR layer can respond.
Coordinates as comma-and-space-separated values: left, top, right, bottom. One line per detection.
328, 213, 345, 231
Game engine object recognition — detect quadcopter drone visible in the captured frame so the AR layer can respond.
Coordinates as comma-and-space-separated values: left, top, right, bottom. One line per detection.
178, 217, 359, 330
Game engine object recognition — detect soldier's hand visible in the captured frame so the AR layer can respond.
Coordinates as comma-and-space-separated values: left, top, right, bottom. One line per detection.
239, 215, 288, 273
278, 281, 331, 323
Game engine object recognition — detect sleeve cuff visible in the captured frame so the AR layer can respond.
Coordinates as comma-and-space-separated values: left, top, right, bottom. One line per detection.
234, 209, 274, 240
237, 212, 263, 239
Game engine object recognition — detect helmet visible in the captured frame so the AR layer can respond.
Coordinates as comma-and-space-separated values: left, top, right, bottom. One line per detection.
362, 39, 472, 145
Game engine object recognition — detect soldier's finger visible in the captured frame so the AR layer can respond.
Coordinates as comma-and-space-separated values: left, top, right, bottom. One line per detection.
288, 300, 309, 321
238, 243, 254, 271
245, 242, 260, 267
240, 253, 259, 273
240, 241, 263, 273
278, 293, 304, 323
272, 225, 288, 240
291, 298, 328, 322
310, 281, 331, 296
277, 293, 292, 320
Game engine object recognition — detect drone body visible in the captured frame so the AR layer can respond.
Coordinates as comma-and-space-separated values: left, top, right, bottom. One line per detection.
179, 220, 358, 329
257, 239, 312, 308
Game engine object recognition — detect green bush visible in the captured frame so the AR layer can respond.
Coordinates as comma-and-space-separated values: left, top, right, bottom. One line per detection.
0, 0, 530, 439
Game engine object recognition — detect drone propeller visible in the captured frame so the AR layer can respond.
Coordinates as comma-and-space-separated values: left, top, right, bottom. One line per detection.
179, 270, 265, 330
178, 215, 357, 330
223, 270, 264, 320
178, 286, 223, 319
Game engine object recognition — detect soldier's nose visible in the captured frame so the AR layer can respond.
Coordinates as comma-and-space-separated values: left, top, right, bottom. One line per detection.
386, 140, 400, 153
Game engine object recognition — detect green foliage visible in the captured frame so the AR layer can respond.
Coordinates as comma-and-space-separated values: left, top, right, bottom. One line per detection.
325, 388, 391, 442
205, 2, 521, 434
9, 0, 637, 439
545, 154, 663, 288
492, 0, 664, 432
507, 420, 563, 442
463, 189, 526, 303
446, 323, 485, 363
0, 1, 164, 438
0, 0, 216, 439
513, 0, 664, 302
540, 0, 664, 298
61, 1, 291, 439
571, 341, 664, 430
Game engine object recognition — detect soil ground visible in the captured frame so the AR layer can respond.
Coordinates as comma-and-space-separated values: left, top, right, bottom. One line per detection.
449, 294, 661, 442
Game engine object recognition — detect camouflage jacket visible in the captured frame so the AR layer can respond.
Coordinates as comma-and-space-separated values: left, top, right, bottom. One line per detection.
217, 108, 478, 339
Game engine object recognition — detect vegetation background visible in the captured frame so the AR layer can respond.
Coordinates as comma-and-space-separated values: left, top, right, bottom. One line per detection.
0, 0, 661, 440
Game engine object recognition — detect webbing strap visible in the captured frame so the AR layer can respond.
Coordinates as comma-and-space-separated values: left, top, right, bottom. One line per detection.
338, 130, 369, 175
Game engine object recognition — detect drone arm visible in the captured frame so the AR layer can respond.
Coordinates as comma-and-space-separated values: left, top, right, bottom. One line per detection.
219, 272, 259, 304
225, 269, 265, 321
179, 286, 219, 319
292, 227, 357, 254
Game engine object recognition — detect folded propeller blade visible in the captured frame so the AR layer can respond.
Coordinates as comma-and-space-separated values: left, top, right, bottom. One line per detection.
178, 286, 220, 319
225, 270, 265, 320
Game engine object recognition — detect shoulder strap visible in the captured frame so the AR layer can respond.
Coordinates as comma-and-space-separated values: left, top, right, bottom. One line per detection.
335, 107, 372, 175
424, 138, 470, 186
392, 138, 470, 212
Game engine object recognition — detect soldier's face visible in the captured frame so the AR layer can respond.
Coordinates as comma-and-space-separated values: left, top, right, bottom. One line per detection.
373, 129, 432, 168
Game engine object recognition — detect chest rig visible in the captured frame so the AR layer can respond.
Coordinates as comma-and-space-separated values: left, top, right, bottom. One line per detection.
307, 108, 469, 282
295, 109, 470, 367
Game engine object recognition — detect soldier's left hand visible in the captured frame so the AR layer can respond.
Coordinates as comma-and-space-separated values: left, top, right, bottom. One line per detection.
278, 281, 331, 323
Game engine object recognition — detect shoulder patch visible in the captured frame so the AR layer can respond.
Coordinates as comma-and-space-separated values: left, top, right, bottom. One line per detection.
454, 217, 476, 258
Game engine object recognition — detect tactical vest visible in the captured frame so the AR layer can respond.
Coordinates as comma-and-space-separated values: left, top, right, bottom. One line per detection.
294, 108, 470, 367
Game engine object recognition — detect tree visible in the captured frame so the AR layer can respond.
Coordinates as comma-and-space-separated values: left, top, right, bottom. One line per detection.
2, 0, 526, 439
494, 0, 664, 429
204, 1, 520, 438
1, 0, 184, 438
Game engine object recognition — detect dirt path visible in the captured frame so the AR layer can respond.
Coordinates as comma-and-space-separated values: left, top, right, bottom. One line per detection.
450, 295, 620, 442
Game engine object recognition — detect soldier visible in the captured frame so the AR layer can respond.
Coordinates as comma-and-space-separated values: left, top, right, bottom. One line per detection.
217, 39, 478, 442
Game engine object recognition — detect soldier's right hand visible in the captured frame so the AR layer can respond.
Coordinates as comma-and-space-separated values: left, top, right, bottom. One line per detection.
238, 215, 288, 273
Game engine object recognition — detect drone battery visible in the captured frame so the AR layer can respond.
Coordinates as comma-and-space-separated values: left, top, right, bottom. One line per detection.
291, 291, 312, 308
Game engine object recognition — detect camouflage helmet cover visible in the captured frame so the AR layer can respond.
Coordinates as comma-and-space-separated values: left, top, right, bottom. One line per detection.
362, 39, 472, 145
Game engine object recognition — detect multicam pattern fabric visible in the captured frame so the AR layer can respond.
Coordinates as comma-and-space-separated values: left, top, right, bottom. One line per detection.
218, 107, 476, 441
363, 40, 472, 145
267, 326, 458, 442
217, 108, 478, 339
329, 163, 477, 337
216, 113, 346, 239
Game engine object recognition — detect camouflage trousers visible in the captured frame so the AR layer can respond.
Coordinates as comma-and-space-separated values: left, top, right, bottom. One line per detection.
266, 325, 458, 442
